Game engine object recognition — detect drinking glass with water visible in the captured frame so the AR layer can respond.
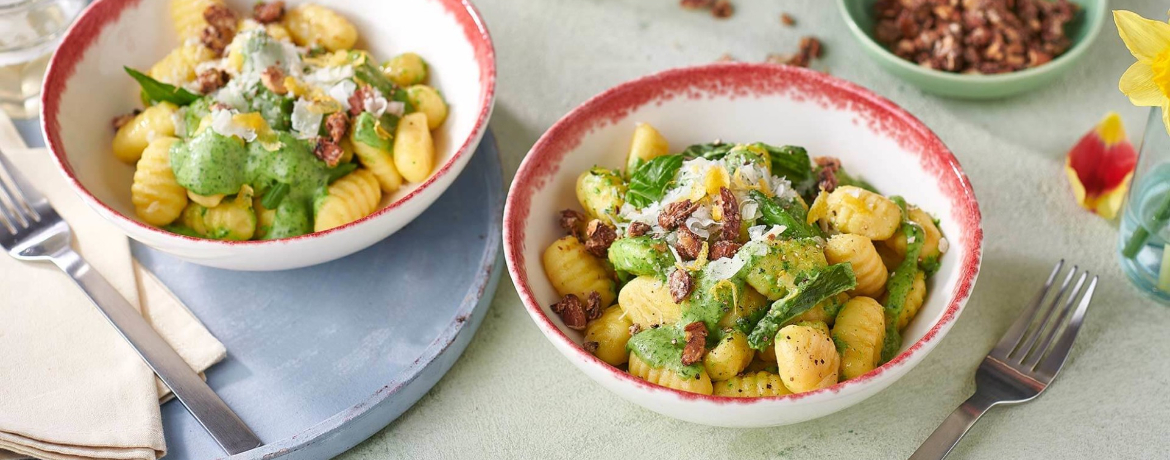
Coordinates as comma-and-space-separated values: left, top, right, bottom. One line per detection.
1119, 107, 1170, 303
0, 0, 86, 119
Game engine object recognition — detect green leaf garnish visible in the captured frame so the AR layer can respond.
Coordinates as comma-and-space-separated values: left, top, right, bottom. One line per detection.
261, 182, 290, 209
626, 154, 684, 208
124, 67, 200, 106
747, 263, 857, 350
325, 162, 359, 184
750, 189, 822, 239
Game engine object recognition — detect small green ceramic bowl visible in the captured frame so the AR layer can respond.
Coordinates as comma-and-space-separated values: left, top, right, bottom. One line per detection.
837, 0, 1107, 99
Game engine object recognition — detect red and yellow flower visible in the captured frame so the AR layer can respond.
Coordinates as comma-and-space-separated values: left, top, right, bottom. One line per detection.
1065, 112, 1136, 219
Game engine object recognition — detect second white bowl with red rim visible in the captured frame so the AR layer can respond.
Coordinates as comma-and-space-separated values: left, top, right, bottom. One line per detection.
503, 63, 983, 427
41, 0, 495, 270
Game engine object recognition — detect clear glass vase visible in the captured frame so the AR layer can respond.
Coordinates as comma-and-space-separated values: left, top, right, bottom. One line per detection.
1118, 107, 1170, 303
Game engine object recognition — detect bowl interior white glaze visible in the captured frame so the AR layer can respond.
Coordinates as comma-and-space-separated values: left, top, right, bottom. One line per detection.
43, 0, 494, 270
505, 63, 982, 427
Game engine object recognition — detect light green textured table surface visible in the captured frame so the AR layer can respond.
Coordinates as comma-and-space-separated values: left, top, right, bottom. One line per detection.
340, 1, 1168, 458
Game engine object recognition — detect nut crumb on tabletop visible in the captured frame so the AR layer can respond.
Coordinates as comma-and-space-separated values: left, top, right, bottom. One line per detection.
781, 13, 795, 26
710, 0, 733, 18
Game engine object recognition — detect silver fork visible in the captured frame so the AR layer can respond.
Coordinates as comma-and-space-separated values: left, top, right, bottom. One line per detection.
0, 151, 262, 454
909, 260, 1098, 459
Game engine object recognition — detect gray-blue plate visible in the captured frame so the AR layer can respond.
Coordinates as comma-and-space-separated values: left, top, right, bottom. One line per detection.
131, 130, 503, 459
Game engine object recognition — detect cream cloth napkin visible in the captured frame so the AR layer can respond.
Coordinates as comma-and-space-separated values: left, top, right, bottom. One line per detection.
0, 115, 227, 460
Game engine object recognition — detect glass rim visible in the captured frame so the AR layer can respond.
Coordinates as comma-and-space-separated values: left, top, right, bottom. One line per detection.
0, 0, 84, 55
0, 0, 68, 13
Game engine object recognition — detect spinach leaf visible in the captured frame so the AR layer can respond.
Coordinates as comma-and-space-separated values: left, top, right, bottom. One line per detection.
749, 189, 822, 238
626, 154, 684, 208
680, 142, 734, 160
830, 165, 879, 194
753, 143, 814, 193
247, 84, 294, 131
879, 197, 924, 362
351, 112, 392, 151
260, 182, 290, 209
747, 262, 857, 350
351, 53, 415, 114
124, 67, 200, 106
325, 162, 358, 184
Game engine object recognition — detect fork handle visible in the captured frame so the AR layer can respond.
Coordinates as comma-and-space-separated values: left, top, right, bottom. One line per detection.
50, 248, 262, 454
908, 392, 998, 460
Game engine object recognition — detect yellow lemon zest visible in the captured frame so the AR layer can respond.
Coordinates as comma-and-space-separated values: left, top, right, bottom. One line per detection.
704, 166, 730, 198
709, 279, 739, 312
677, 242, 710, 272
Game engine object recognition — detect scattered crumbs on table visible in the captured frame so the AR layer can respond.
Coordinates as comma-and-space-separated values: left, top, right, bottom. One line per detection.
711, 0, 733, 18
717, 53, 736, 62
679, 0, 734, 19
764, 36, 824, 68
781, 13, 795, 26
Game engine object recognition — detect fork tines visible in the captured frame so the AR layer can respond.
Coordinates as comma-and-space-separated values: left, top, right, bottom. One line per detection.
991, 260, 1098, 380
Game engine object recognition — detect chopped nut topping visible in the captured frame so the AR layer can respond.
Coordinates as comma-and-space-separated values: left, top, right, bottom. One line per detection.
681, 322, 708, 365
781, 13, 796, 26
551, 294, 588, 330
719, 187, 740, 242
196, 68, 229, 94
815, 156, 841, 192
873, 0, 1078, 74
210, 101, 232, 111
629, 324, 642, 336
584, 219, 617, 258
583, 341, 599, 353
252, 1, 285, 24
559, 209, 587, 237
313, 139, 344, 167
668, 269, 695, 303
710, 240, 741, 260
658, 199, 699, 230
627, 221, 652, 237
324, 111, 349, 144
347, 85, 374, 117
200, 4, 238, 56
111, 110, 140, 131
260, 66, 287, 95
584, 291, 603, 322
711, 0, 734, 18
675, 226, 703, 260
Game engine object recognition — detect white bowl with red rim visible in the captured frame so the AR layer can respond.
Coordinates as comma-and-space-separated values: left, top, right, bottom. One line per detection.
503, 63, 983, 427
41, 0, 495, 270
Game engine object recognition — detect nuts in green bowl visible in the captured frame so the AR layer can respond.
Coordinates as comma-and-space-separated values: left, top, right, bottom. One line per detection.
836, 0, 1107, 99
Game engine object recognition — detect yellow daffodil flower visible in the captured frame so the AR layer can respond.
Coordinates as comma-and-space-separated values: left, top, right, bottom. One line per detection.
1116, 10, 1170, 134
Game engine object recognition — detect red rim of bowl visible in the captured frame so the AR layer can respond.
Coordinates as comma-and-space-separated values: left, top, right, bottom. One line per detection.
503, 63, 983, 404
41, 0, 496, 247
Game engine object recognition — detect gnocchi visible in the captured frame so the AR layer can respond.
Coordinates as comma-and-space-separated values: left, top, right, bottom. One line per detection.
540, 123, 947, 397
114, 2, 450, 240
